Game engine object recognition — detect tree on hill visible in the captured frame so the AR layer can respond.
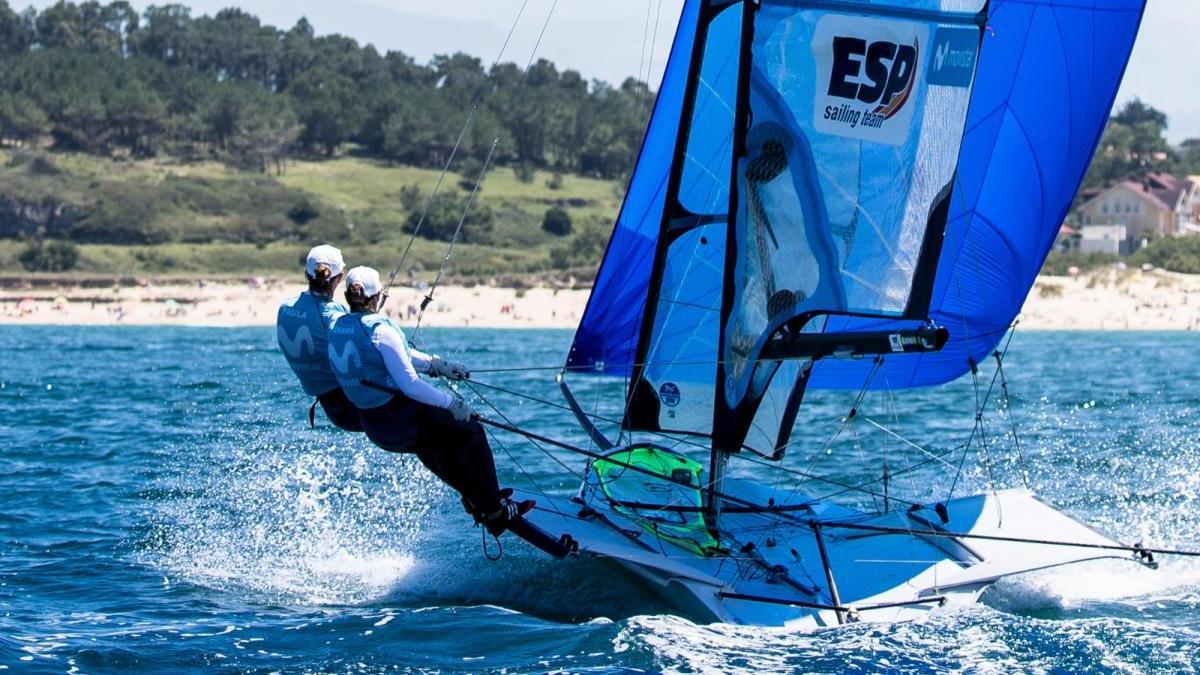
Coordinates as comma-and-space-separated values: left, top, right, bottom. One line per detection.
107, 80, 166, 156
0, 93, 49, 145
542, 206, 571, 236
19, 240, 79, 272
0, 0, 654, 180
289, 67, 363, 156
1081, 100, 1176, 191
0, 1, 32, 55
404, 188, 493, 243
230, 104, 300, 174
1112, 98, 1168, 128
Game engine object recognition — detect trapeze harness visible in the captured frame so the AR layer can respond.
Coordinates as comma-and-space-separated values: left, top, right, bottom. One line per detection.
326, 312, 505, 519
276, 291, 364, 432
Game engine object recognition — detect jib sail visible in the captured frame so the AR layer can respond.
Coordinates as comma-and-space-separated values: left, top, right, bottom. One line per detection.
715, 0, 988, 452
567, 0, 1147, 458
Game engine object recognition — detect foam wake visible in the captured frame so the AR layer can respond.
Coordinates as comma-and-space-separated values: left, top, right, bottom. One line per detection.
145, 435, 439, 606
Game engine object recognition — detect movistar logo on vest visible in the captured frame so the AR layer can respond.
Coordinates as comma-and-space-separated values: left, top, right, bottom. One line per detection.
812, 15, 928, 146
277, 323, 315, 358
328, 340, 362, 375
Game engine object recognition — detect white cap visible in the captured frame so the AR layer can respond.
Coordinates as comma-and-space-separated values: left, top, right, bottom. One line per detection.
306, 244, 345, 278
345, 266, 383, 298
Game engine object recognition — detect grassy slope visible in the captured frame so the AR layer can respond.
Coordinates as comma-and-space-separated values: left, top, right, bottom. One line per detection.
0, 149, 622, 279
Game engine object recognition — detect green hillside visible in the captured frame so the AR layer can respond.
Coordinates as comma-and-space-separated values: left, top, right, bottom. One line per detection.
0, 148, 621, 279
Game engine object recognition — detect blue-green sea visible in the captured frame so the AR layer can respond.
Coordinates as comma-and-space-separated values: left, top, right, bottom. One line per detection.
2, 326, 1199, 673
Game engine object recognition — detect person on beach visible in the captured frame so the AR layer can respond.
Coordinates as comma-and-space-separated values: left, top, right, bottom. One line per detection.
327, 266, 534, 534
276, 245, 364, 432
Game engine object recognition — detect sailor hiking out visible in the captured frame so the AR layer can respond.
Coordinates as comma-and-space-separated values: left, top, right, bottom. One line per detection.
276, 245, 364, 432
328, 266, 533, 534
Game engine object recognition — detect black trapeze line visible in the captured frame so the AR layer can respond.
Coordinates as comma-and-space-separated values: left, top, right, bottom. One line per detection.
718, 591, 948, 614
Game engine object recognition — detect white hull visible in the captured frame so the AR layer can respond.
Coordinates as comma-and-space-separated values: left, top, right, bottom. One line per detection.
517, 478, 1144, 627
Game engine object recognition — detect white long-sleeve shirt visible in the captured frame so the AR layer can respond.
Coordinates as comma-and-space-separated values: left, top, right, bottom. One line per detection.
372, 323, 453, 409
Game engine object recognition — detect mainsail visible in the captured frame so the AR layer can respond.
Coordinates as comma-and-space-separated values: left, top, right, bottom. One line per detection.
567, 0, 1146, 457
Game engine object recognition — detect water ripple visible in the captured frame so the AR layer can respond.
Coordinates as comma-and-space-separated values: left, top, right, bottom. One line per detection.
2, 327, 1199, 672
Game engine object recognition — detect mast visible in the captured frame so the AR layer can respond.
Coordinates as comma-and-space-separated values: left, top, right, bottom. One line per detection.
706, 0, 758, 527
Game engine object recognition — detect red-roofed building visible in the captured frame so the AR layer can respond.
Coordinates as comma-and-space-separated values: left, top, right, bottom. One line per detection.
1075, 173, 1199, 249
1054, 223, 1080, 252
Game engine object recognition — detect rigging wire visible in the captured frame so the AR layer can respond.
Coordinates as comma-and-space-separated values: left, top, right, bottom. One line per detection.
993, 326, 1031, 489
469, 376, 922, 509
406, 0, 562, 343
477, 413, 1200, 562
945, 324, 1018, 502
469, 340, 1016, 517
474, 378, 868, 492
473, 327, 1020, 375
383, 0, 534, 298
410, 141, 497, 345
466, 380, 584, 483
771, 357, 883, 508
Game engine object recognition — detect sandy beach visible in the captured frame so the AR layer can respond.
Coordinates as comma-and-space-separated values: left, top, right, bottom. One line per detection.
3, 267, 1200, 330
0, 277, 591, 329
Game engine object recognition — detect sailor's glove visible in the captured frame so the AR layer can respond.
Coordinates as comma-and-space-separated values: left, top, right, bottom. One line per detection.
430, 356, 471, 381
447, 394, 476, 423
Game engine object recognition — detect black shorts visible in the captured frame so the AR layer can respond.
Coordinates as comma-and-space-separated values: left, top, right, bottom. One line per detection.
359, 394, 501, 514
317, 388, 364, 432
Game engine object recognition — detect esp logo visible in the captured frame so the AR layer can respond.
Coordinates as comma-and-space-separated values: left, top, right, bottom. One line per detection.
827, 37, 918, 118
811, 15, 928, 145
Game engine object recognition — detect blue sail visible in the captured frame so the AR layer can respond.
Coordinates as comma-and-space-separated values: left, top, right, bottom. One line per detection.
564, 0, 703, 380
809, 0, 1146, 389
569, 0, 1147, 400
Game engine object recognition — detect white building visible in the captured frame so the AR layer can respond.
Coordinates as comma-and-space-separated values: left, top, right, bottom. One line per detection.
1079, 224, 1128, 256
1074, 173, 1198, 250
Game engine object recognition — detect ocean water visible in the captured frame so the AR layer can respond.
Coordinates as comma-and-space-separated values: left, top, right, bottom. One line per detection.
2, 326, 1199, 674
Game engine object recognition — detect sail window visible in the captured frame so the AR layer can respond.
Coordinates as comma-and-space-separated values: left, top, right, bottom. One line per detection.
723, 3, 984, 409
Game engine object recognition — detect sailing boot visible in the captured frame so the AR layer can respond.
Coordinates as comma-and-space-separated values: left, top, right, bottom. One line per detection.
483, 497, 536, 537
462, 488, 513, 516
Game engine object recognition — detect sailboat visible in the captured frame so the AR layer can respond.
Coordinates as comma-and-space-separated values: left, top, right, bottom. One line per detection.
481, 0, 1159, 626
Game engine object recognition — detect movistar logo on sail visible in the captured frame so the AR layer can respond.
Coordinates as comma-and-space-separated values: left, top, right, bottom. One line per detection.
812, 15, 929, 146
927, 26, 978, 88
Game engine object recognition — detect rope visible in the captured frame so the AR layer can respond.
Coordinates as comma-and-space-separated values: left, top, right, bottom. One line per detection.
481, 526, 504, 561
944, 324, 1021, 503
471, 373, 946, 514
465, 397, 1200, 564
993, 332, 1030, 489
771, 357, 883, 508
473, 328, 1020, 375
471, 377, 916, 508
402, 0, 561, 346
466, 380, 584, 482
410, 141, 498, 343
383, 0, 534, 298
